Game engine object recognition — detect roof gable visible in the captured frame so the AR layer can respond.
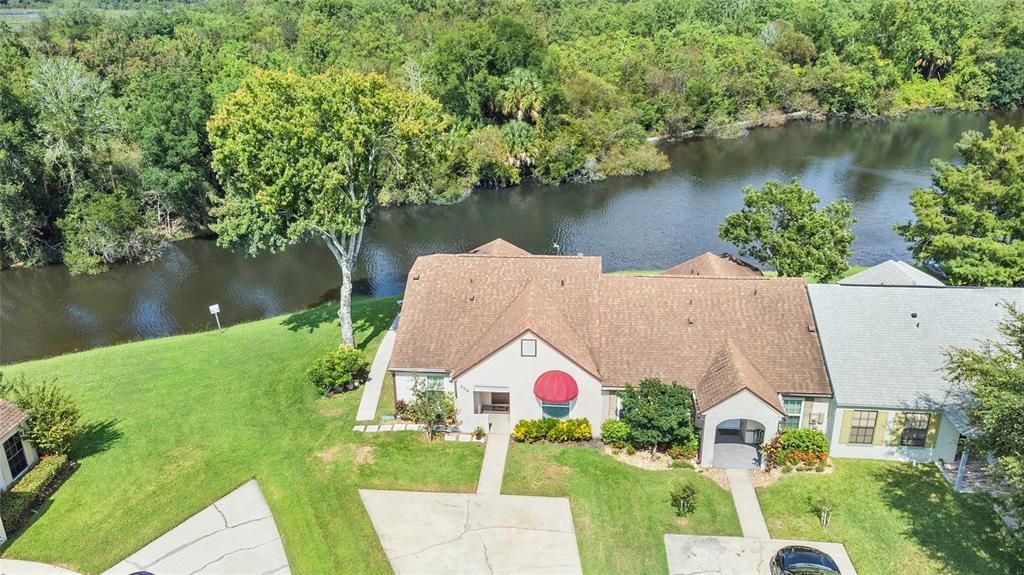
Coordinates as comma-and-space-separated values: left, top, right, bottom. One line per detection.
839, 260, 944, 287
696, 341, 785, 414
663, 252, 762, 278
468, 238, 532, 257
452, 280, 600, 378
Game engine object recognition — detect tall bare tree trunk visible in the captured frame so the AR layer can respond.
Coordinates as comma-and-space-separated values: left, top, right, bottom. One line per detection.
322, 208, 365, 347
338, 256, 354, 346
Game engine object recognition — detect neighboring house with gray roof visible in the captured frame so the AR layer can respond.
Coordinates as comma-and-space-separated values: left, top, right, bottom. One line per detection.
808, 283, 1024, 463
838, 260, 945, 287
0, 400, 37, 490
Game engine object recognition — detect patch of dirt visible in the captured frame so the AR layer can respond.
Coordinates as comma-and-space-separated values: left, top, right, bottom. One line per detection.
696, 467, 730, 490
542, 462, 570, 480
316, 445, 343, 463
602, 445, 675, 470
750, 464, 834, 488
674, 515, 690, 527
354, 445, 376, 465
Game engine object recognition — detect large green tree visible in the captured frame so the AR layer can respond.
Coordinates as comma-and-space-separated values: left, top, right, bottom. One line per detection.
719, 180, 855, 280
619, 378, 696, 453
208, 68, 471, 345
897, 123, 1024, 286
945, 304, 1024, 518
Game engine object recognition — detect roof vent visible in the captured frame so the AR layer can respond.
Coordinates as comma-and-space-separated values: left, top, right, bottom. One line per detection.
687, 316, 694, 325
560, 279, 565, 287
910, 312, 918, 318
807, 325, 816, 333
753, 288, 758, 296
689, 298, 693, 305
412, 273, 420, 280
469, 295, 475, 301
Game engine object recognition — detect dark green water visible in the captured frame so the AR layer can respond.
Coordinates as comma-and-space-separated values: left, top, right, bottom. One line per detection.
3, 110, 1022, 364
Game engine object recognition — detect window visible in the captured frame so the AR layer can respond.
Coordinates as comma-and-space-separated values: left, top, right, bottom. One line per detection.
849, 410, 878, 444
426, 375, 444, 392
900, 413, 930, 447
521, 339, 537, 357
541, 401, 570, 420
4, 433, 27, 478
781, 398, 804, 429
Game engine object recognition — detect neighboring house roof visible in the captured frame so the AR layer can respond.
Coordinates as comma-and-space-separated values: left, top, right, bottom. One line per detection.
467, 238, 532, 257
663, 252, 763, 277
0, 400, 27, 438
807, 284, 1024, 432
697, 341, 785, 414
391, 239, 831, 406
838, 260, 944, 287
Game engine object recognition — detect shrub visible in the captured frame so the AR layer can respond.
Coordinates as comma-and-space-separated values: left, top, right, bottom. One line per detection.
815, 464, 825, 473
0, 374, 81, 456
513, 418, 591, 443
782, 464, 793, 473
473, 426, 486, 440
406, 379, 457, 440
307, 345, 369, 395
620, 378, 696, 452
667, 435, 699, 460
393, 399, 410, 420
811, 495, 836, 527
669, 482, 697, 516
0, 454, 68, 534
625, 445, 637, 455
765, 428, 830, 470
601, 419, 630, 448
671, 459, 695, 469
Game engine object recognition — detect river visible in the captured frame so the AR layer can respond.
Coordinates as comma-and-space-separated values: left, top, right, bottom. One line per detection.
3, 110, 1022, 364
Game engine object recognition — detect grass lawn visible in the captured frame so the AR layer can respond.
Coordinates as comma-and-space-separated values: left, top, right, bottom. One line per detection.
757, 459, 1023, 575
1, 297, 484, 574
503, 443, 741, 575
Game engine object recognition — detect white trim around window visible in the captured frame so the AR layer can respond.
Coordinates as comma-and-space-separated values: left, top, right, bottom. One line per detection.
521, 339, 537, 357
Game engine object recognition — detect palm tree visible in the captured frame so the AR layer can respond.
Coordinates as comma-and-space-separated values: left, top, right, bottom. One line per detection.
496, 68, 544, 123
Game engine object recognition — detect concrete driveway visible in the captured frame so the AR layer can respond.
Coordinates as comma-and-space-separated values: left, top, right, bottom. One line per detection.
360, 490, 583, 575
104, 480, 290, 575
665, 534, 858, 575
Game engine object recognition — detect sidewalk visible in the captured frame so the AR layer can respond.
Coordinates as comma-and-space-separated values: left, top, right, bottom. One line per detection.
355, 315, 399, 422
725, 468, 770, 539
476, 433, 510, 495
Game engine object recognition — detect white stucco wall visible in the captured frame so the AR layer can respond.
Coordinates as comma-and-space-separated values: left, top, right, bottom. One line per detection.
393, 371, 453, 404
0, 429, 39, 491
700, 390, 784, 468
453, 332, 606, 434
828, 406, 959, 463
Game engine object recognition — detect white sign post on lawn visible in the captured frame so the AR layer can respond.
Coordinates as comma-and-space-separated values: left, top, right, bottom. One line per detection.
209, 304, 223, 332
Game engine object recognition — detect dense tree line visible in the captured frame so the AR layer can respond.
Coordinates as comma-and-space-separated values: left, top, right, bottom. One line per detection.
2, 0, 1024, 272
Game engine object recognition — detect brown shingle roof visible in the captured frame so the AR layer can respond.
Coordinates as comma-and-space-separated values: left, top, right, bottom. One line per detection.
0, 400, 27, 437
468, 238, 532, 257
391, 239, 831, 404
663, 252, 763, 277
696, 341, 785, 414
453, 279, 600, 377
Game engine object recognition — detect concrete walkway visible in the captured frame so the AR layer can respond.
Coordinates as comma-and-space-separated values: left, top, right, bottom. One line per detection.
725, 468, 770, 539
476, 433, 510, 495
356, 315, 399, 422
103, 480, 290, 575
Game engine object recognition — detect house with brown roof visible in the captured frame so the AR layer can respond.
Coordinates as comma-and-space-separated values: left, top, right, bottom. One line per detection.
0, 400, 38, 490
389, 240, 833, 468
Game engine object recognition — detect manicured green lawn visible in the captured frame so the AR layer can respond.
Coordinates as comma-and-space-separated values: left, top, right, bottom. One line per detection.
1, 297, 484, 574
503, 443, 741, 575
757, 459, 1023, 575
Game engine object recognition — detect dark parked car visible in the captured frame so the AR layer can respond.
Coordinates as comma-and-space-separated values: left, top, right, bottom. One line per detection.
770, 545, 841, 575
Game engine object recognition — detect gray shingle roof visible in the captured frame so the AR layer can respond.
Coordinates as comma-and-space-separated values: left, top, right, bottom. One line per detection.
838, 260, 944, 287
807, 284, 1024, 432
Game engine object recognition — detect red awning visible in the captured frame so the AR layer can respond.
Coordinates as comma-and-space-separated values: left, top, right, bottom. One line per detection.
533, 370, 579, 403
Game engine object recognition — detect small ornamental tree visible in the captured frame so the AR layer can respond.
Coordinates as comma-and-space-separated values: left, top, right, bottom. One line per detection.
307, 345, 369, 395
0, 373, 81, 456
407, 378, 457, 440
619, 378, 696, 453
719, 180, 855, 280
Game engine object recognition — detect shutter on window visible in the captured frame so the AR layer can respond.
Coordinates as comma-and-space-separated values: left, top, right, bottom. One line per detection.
839, 409, 853, 443
888, 413, 906, 447
925, 413, 941, 448
872, 410, 889, 446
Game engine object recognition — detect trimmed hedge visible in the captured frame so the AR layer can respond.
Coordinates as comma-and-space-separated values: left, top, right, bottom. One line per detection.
307, 345, 369, 395
0, 454, 68, 534
600, 419, 630, 448
763, 428, 830, 469
512, 418, 592, 443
